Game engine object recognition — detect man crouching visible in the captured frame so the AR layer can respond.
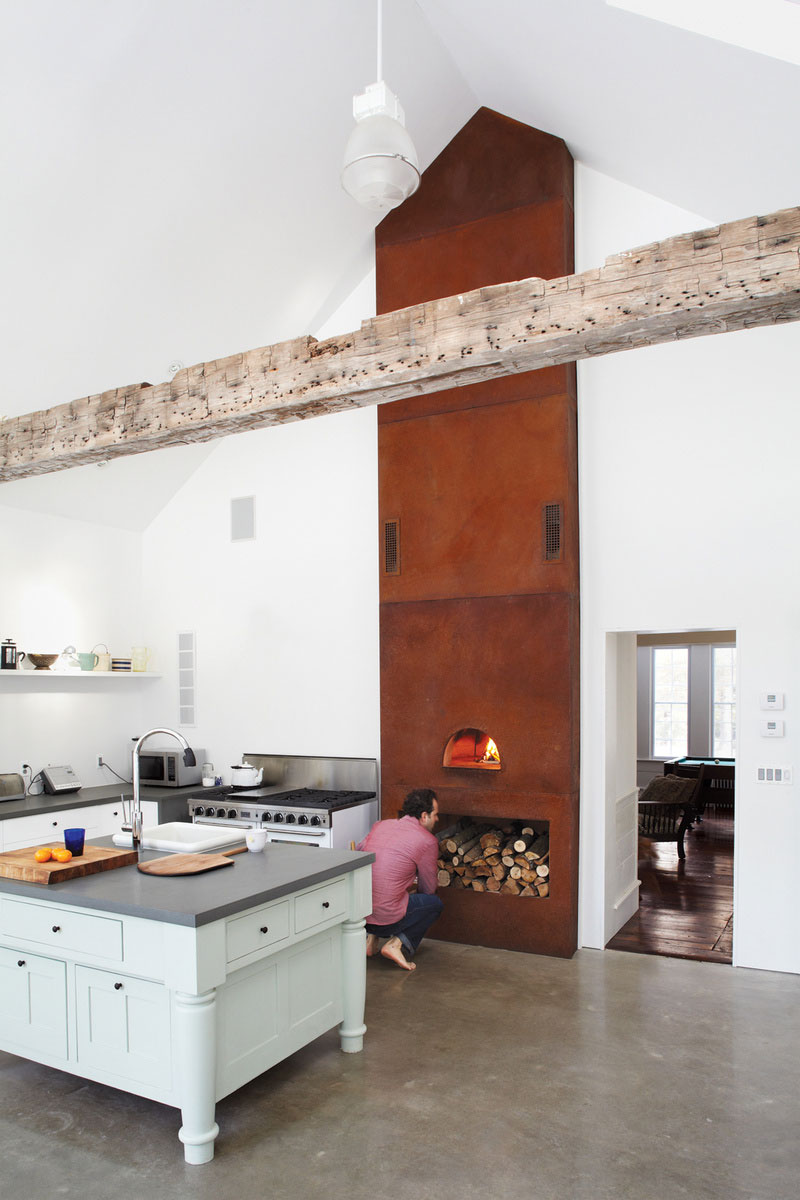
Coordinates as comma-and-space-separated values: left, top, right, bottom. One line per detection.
357, 788, 443, 971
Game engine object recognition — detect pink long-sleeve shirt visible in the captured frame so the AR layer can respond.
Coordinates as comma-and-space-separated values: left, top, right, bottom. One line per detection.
357, 815, 439, 925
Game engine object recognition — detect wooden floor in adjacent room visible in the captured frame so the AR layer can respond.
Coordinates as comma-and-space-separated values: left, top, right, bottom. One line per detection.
607, 808, 734, 965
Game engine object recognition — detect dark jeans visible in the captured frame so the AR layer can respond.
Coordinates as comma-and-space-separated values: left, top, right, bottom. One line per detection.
366, 892, 444, 957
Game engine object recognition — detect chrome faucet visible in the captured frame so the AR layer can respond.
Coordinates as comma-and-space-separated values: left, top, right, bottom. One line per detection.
127, 728, 197, 850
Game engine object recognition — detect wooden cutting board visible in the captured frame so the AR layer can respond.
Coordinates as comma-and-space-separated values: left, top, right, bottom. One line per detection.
0, 843, 138, 884
137, 847, 247, 876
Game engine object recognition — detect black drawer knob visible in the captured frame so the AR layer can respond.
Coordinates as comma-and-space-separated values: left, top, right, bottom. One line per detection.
51, 925, 61, 933
260, 926, 269, 933
17, 959, 25, 967
52, 821, 58, 826
322, 901, 330, 909
114, 982, 123, 991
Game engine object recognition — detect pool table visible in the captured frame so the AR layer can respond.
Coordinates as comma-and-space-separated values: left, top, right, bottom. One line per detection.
663, 757, 735, 816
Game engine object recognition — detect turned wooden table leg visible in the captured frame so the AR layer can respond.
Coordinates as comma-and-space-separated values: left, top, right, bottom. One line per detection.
175, 988, 219, 1164
339, 917, 367, 1054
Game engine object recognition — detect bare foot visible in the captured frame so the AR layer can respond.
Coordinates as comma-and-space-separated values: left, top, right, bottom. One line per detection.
380, 936, 416, 971
366, 933, 381, 957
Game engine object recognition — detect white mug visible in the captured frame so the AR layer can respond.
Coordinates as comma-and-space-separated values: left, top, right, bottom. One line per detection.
245, 829, 268, 854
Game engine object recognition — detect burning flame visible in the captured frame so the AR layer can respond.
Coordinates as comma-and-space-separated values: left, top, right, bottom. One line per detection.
481, 737, 500, 764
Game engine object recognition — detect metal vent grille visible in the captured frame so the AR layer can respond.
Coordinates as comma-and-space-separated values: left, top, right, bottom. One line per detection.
543, 503, 562, 562
383, 518, 400, 575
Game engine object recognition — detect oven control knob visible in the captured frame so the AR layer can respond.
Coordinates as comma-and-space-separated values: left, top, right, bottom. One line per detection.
310, 815, 322, 827
194, 806, 205, 816
227, 809, 238, 819
273, 813, 284, 823
205, 806, 217, 818
298, 814, 308, 825
261, 812, 271, 823
285, 813, 296, 824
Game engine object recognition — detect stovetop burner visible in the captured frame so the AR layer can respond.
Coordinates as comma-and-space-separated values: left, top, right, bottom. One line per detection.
188, 785, 376, 811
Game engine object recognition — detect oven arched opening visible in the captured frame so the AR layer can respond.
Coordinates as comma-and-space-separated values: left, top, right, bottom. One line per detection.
442, 728, 502, 771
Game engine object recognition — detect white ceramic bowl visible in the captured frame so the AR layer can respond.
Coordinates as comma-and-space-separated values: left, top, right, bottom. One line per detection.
245, 829, 268, 853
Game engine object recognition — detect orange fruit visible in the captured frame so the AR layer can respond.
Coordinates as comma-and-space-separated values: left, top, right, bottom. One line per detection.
52, 848, 72, 863
34, 847, 52, 863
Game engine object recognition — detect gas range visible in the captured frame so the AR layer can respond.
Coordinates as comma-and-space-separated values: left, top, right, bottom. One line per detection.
188, 786, 377, 830
188, 754, 379, 849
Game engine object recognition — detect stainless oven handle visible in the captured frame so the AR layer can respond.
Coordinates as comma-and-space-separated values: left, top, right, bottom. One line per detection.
193, 817, 254, 829
267, 830, 327, 843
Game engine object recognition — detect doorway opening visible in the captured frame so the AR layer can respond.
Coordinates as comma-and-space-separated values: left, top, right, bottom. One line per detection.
607, 630, 736, 965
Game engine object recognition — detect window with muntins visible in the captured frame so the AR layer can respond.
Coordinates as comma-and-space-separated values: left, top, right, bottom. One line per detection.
712, 646, 737, 757
652, 647, 689, 758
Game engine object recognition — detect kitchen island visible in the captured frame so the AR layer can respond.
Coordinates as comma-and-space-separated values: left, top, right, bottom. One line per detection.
0, 841, 374, 1163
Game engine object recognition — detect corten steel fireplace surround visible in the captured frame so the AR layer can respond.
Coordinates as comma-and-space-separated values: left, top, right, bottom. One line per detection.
377, 108, 579, 957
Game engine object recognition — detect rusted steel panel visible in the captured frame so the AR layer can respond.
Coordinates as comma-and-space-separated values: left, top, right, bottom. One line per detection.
377, 107, 579, 957
378, 393, 578, 603
379, 594, 579, 800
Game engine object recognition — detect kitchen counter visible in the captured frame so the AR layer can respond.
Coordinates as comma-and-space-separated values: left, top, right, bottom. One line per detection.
0, 841, 374, 1164
0, 838, 374, 925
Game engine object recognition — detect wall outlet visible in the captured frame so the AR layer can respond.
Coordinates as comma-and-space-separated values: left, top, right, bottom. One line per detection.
756, 766, 793, 784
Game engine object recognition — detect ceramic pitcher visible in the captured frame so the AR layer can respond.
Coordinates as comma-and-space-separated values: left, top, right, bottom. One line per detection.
92, 643, 111, 671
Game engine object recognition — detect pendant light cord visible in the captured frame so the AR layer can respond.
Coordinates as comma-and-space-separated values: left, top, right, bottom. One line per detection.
377, 0, 383, 82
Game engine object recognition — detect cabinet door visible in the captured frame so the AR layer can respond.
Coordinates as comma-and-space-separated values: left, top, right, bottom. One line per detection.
75, 966, 172, 1089
0, 945, 68, 1060
3, 810, 67, 851
3, 804, 101, 851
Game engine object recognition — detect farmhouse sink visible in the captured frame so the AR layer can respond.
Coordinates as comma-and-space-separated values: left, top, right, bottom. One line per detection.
112, 823, 246, 853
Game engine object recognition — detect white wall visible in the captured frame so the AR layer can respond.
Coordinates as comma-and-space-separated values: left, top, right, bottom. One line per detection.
0, 504, 149, 786
576, 165, 800, 973
139, 269, 381, 776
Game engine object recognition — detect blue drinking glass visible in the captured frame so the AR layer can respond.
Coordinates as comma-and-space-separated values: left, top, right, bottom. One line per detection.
64, 827, 85, 856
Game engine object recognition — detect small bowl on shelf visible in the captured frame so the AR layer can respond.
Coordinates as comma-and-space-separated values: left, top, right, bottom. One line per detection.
26, 653, 59, 671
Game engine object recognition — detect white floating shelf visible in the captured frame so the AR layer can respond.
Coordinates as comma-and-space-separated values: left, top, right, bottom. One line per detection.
0, 671, 163, 681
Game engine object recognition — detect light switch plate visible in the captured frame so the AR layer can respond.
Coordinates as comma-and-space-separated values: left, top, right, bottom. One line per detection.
759, 692, 785, 710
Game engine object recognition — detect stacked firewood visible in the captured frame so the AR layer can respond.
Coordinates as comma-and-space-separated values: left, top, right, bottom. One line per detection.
437, 821, 550, 896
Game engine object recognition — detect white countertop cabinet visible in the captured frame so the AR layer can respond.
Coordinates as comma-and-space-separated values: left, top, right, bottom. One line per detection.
0, 857, 372, 1164
0, 799, 160, 852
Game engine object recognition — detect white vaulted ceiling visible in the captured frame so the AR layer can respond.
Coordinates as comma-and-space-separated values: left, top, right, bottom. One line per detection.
1, 0, 798, 527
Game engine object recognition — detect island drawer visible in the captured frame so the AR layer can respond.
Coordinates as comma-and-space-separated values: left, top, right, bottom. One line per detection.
294, 878, 347, 934
1, 898, 123, 961
226, 900, 290, 963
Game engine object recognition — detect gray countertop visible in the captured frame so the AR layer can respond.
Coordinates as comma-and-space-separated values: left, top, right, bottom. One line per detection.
0, 783, 199, 822
0, 838, 375, 927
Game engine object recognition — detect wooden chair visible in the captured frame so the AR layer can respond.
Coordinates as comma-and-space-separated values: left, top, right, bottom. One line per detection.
637, 772, 702, 860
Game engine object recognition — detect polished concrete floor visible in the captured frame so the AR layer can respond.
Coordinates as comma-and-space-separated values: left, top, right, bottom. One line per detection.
1, 941, 798, 1200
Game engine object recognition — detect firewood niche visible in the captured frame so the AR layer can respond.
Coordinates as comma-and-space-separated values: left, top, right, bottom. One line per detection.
437, 819, 550, 897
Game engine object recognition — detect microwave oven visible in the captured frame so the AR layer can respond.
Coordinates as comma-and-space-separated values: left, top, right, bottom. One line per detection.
136, 746, 205, 788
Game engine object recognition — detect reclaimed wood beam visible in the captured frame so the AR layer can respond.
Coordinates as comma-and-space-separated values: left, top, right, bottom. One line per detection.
2, 205, 800, 481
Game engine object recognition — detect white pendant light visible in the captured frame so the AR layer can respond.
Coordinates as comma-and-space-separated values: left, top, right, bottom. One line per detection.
341, 0, 420, 212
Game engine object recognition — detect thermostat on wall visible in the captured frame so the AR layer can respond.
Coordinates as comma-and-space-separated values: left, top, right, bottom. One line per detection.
759, 692, 785, 710
761, 719, 785, 737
